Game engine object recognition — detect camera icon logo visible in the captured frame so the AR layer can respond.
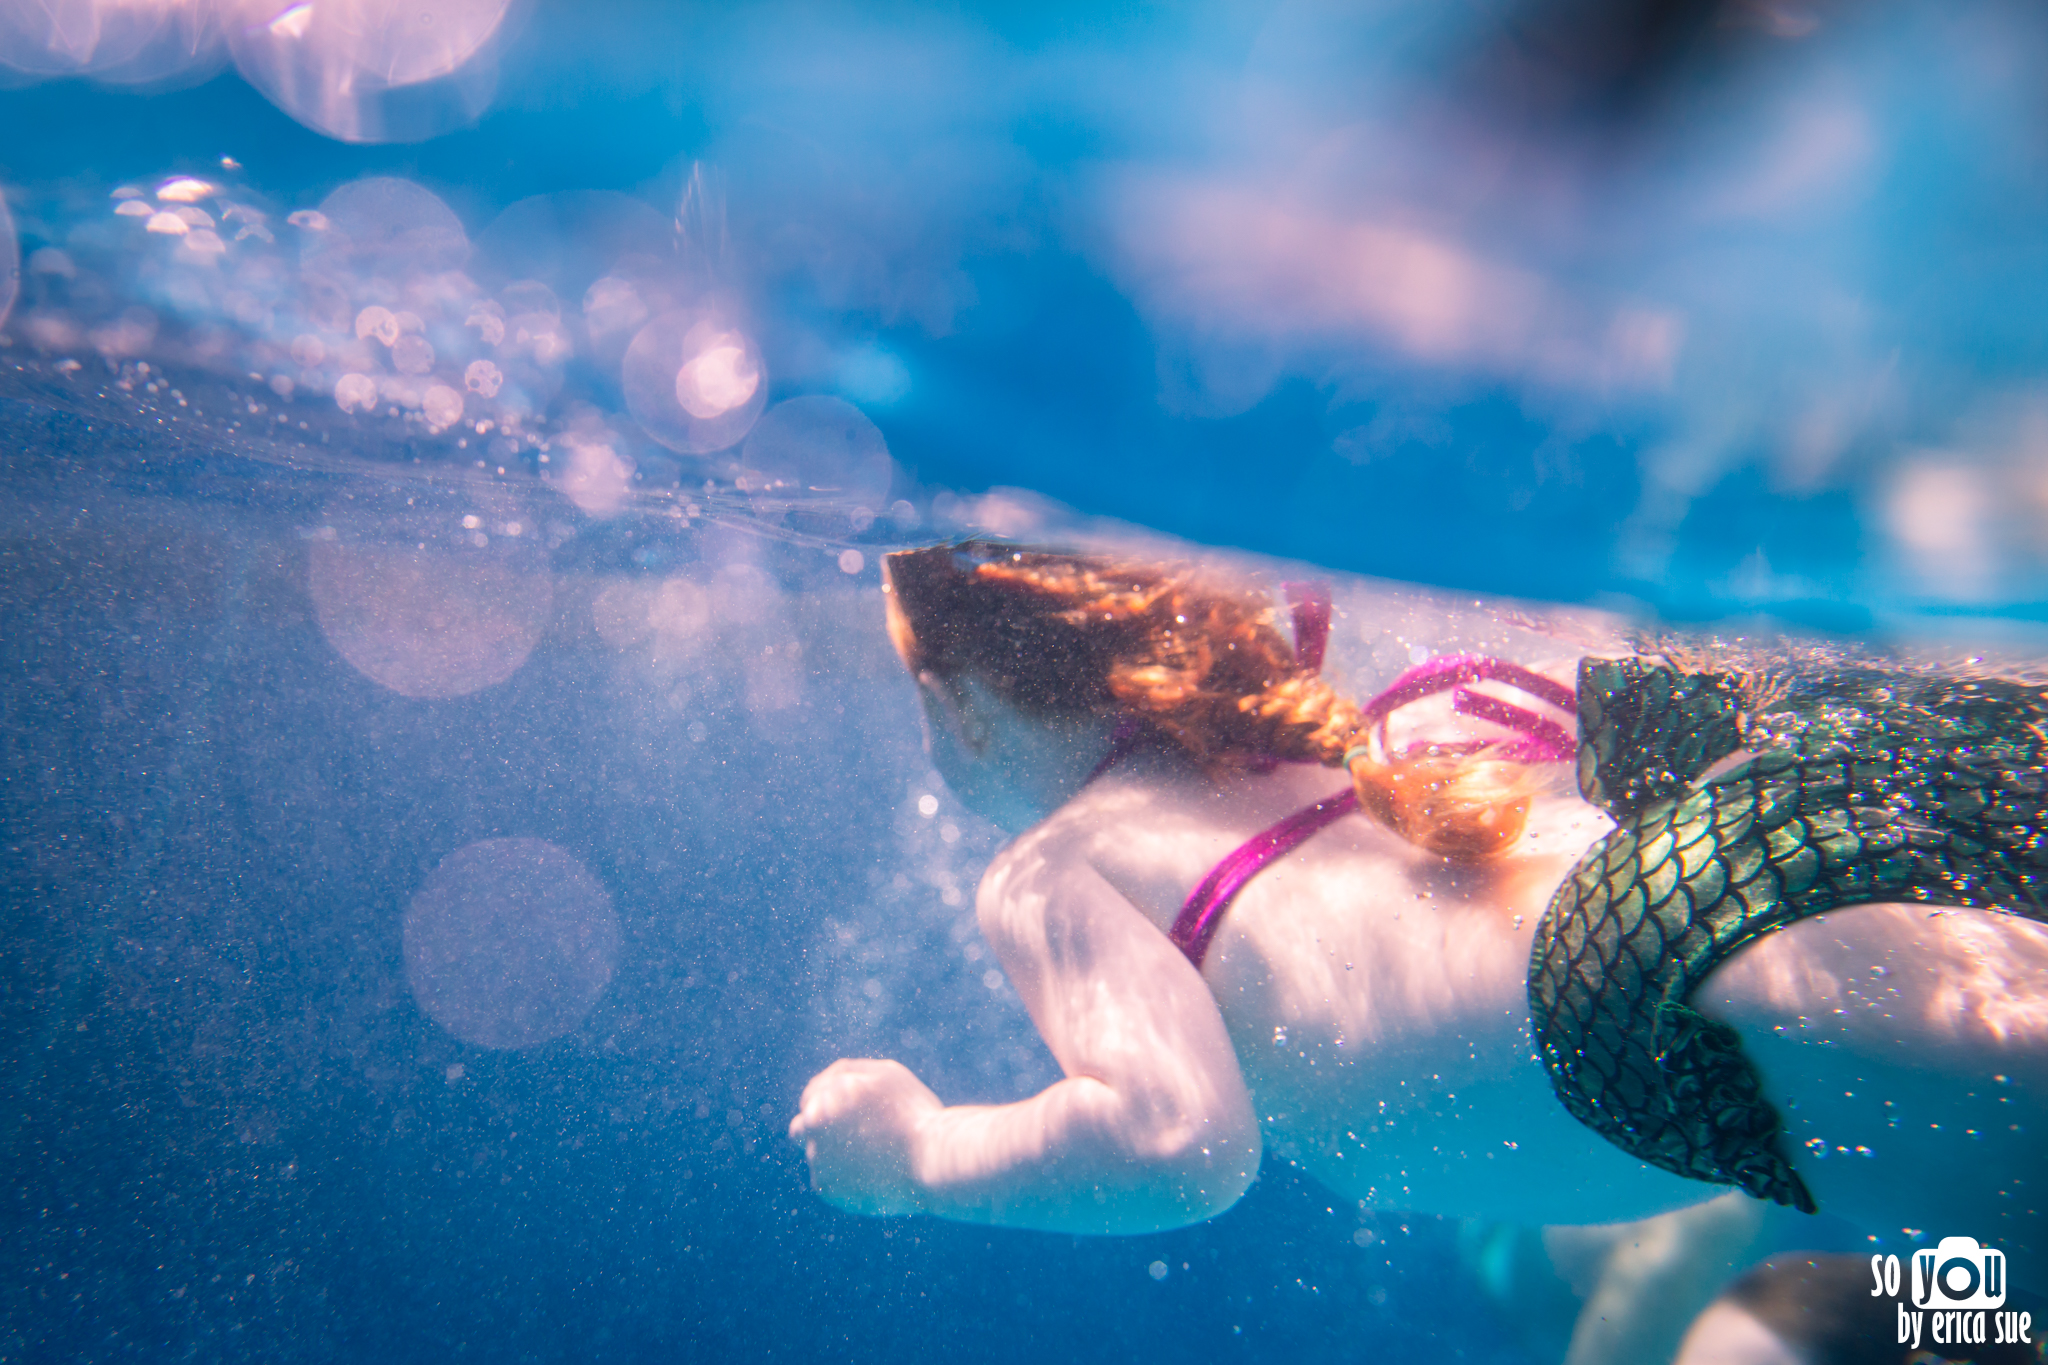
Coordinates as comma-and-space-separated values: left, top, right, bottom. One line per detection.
1912, 1237, 2006, 1309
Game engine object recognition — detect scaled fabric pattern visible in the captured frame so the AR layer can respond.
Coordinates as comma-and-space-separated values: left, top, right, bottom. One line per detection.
1529, 655, 2048, 1211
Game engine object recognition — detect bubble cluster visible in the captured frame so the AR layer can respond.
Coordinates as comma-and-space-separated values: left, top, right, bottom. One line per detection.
16, 166, 898, 567
403, 838, 619, 1050
57, 173, 600, 456
807, 774, 1055, 1111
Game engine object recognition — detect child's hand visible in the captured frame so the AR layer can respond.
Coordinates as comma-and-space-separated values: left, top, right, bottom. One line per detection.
789, 1058, 943, 1217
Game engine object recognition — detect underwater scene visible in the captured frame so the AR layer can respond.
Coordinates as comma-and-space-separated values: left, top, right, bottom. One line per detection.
3, 2, 2047, 1363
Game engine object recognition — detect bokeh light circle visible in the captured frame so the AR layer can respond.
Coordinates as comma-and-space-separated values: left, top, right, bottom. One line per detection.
300, 177, 470, 281
0, 190, 17, 333
472, 191, 673, 303
404, 838, 619, 1051
622, 310, 767, 455
225, 0, 510, 143
0, 0, 220, 83
550, 415, 635, 517
307, 481, 554, 699
739, 395, 894, 507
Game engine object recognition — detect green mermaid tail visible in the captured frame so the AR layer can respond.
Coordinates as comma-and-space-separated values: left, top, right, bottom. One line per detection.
1529, 655, 2048, 1211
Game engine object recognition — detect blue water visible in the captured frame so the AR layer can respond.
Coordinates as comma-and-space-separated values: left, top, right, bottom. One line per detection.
3, 2, 2046, 1361
0, 388, 1531, 1361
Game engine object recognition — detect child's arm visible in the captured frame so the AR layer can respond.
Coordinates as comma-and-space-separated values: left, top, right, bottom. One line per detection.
790, 823, 1260, 1234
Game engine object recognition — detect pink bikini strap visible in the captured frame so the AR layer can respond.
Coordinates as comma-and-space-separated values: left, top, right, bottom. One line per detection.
1169, 786, 1358, 967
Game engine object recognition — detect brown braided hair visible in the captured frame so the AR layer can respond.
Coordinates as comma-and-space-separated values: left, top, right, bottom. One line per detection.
883, 541, 1537, 861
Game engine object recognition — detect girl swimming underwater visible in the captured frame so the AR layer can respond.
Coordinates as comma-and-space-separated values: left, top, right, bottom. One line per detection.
790, 542, 2048, 1354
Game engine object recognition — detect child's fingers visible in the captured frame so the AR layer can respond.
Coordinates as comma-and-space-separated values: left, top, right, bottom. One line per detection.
789, 1058, 894, 1139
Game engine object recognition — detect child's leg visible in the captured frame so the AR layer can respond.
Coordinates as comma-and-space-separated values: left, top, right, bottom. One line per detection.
1462, 1196, 1771, 1364
1545, 1193, 1769, 1365
1458, 1217, 1582, 1362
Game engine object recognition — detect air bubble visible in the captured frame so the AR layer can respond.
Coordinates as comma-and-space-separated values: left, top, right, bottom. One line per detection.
423, 385, 463, 428
333, 373, 378, 413
465, 359, 504, 397
391, 334, 435, 374
356, 305, 399, 344
157, 178, 213, 204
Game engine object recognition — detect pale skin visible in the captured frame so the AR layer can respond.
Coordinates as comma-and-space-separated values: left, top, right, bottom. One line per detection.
792, 657, 2048, 1307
